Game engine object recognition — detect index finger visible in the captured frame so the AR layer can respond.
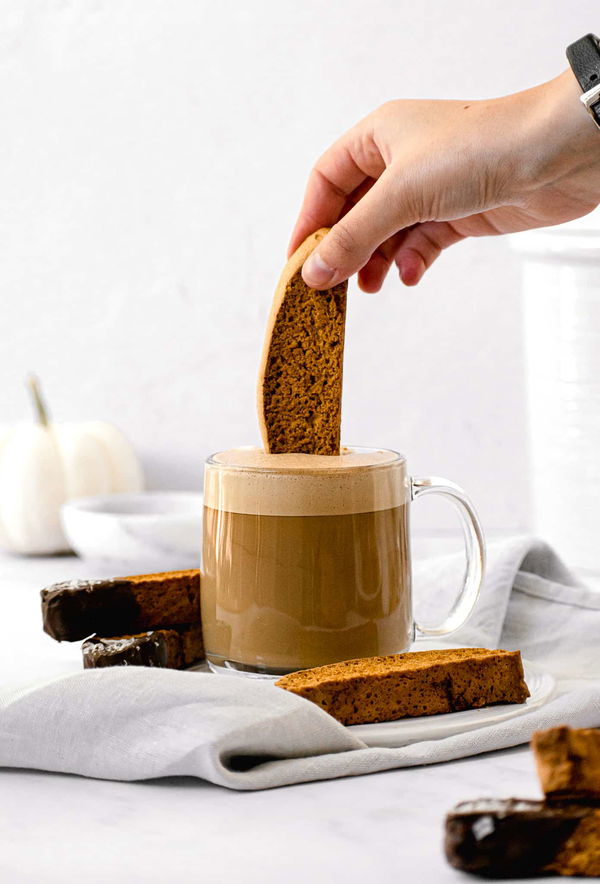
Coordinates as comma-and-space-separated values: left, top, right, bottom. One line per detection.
288, 134, 379, 256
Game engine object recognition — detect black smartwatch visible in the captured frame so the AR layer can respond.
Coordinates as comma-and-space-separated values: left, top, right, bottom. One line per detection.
566, 33, 600, 129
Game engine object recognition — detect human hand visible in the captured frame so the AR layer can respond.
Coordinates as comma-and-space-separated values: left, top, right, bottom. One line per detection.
289, 70, 600, 291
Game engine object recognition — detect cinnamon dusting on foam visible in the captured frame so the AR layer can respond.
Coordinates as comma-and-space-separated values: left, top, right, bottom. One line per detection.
204, 446, 408, 516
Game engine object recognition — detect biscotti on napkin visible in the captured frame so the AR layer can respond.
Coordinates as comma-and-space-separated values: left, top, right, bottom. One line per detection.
532, 725, 600, 802
445, 726, 600, 878
275, 648, 529, 726
257, 228, 348, 455
41, 569, 204, 669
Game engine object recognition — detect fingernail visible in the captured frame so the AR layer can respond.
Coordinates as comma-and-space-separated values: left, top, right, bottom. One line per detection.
302, 251, 336, 288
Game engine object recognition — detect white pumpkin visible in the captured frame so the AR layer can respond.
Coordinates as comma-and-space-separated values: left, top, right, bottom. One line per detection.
0, 377, 144, 555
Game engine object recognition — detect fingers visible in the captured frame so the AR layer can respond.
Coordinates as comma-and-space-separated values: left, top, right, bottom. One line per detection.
338, 177, 377, 221
288, 126, 385, 257
288, 170, 353, 258
357, 250, 392, 293
356, 220, 467, 291
290, 125, 467, 289
301, 168, 418, 289
357, 230, 408, 292
288, 151, 367, 257
393, 221, 465, 286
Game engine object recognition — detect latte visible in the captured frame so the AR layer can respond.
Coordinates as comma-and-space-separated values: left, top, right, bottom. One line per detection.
201, 447, 413, 675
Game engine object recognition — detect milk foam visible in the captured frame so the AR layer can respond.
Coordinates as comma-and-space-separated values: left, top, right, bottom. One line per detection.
204, 446, 408, 516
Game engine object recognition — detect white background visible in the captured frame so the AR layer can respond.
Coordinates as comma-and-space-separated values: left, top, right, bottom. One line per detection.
0, 0, 597, 535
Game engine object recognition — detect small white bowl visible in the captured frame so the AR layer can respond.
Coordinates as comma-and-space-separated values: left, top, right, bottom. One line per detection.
61, 491, 203, 571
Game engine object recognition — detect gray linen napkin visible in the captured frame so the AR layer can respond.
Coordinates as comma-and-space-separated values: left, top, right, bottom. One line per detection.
1, 536, 599, 791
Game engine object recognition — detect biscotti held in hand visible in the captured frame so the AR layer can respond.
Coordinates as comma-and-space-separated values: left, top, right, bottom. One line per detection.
257, 228, 348, 455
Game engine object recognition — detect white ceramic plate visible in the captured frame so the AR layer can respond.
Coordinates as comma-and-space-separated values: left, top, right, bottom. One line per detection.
346, 661, 555, 748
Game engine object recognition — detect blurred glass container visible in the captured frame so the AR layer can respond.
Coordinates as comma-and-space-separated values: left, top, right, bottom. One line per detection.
511, 211, 600, 576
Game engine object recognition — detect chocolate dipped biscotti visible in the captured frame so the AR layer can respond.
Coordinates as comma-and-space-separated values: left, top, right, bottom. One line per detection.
41, 569, 201, 642
445, 798, 600, 878
82, 623, 204, 670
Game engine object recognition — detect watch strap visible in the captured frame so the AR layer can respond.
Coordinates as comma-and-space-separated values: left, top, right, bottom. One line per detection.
566, 33, 600, 127
567, 33, 600, 92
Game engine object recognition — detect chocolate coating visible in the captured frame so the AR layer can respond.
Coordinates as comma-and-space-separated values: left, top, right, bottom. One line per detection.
41, 570, 200, 642
42, 580, 140, 641
445, 799, 593, 879
82, 623, 204, 669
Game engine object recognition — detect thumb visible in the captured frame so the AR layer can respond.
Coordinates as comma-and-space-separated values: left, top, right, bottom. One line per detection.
301, 168, 417, 289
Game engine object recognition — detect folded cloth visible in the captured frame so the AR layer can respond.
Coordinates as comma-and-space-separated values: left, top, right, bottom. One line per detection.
2, 536, 600, 791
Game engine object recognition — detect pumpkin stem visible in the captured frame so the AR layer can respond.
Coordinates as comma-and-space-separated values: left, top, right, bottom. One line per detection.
27, 374, 50, 427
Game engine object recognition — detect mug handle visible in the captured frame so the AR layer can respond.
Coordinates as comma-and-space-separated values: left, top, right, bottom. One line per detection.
410, 476, 486, 637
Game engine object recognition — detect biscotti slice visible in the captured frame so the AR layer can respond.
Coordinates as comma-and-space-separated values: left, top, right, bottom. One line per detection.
41, 569, 201, 642
82, 623, 204, 669
257, 228, 348, 454
445, 798, 600, 878
532, 726, 600, 802
275, 648, 529, 726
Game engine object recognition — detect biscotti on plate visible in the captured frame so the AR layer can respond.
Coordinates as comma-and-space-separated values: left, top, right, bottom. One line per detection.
532, 725, 600, 802
275, 647, 530, 726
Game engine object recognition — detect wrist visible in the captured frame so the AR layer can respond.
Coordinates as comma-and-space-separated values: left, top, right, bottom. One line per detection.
516, 70, 600, 203
547, 68, 600, 148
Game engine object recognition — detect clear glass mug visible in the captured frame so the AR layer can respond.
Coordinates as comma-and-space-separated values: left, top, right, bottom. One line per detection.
201, 446, 485, 677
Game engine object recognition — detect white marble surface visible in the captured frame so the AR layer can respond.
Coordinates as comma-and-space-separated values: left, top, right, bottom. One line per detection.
0, 547, 568, 884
